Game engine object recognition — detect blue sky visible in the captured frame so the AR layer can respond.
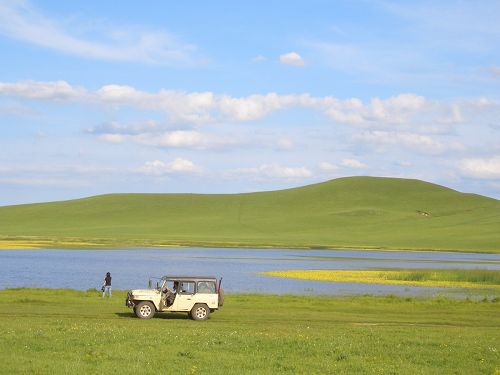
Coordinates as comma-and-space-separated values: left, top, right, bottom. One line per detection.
0, 0, 499, 205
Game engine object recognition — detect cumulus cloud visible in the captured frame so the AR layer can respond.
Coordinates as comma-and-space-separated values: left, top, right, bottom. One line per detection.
279, 52, 305, 67
458, 156, 500, 179
1, 80, 498, 131
0, 1, 199, 65
341, 159, 367, 169
96, 85, 216, 123
219, 93, 298, 121
139, 158, 200, 175
323, 94, 427, 126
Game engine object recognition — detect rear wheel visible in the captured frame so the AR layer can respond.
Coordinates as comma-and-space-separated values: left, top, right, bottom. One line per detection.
135, 301, 155, 319
190, 303, 209, 321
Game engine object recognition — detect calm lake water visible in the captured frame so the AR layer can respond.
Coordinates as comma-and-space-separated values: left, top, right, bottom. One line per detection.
1, 248, 499, 297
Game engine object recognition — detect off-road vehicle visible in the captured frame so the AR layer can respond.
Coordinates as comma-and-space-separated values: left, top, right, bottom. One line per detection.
125, 276, 224, 320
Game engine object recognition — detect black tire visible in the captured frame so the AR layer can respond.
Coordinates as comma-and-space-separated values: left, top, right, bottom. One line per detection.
190, 303, 210, 321
218, 288, 224, 307
135, 301, 155, 319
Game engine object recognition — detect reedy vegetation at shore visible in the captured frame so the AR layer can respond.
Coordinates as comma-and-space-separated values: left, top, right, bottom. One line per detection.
261, 269, 500, 289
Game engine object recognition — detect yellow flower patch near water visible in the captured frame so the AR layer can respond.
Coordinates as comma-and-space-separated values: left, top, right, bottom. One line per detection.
0, 239, 51, 249
260, 270, 500, 289
0, 238, 110, 249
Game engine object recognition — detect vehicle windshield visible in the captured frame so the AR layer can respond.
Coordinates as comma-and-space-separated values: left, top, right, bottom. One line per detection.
148, 277, 165, 290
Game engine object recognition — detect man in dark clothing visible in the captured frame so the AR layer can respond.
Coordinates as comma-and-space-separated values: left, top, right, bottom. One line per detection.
102, 272, 112, 298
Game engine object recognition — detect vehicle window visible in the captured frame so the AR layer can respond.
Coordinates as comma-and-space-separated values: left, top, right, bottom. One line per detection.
197, 281, 216, 294
179, 281, 195, 294
163, 280, 174, 292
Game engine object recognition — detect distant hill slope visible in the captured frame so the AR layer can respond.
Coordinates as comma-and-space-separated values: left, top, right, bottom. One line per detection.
0, 177, 499, 252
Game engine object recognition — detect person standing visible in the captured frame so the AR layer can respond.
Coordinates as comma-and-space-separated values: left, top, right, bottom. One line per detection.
102, 272, 112, 298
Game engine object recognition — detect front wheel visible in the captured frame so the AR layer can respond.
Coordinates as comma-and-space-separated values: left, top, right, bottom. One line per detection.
190, 303, 210, 321
135, 301, 155, 319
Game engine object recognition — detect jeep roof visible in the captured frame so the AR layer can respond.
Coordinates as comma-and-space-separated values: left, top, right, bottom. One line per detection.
161, 276, 218, 282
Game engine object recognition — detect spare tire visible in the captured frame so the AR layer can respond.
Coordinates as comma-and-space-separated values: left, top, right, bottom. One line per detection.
218, 288, 224, 307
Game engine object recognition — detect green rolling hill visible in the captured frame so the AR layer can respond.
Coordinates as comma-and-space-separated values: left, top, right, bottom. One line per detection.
0, 176, 499, 252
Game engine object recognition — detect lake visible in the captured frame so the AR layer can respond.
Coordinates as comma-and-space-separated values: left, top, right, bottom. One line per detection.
1, 248, 499, 296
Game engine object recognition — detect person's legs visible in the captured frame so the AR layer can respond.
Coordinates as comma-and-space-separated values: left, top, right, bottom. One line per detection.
108, 286, 112, 298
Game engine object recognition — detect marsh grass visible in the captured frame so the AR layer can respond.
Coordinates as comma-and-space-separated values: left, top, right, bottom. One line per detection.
262, 269, 500, 289
391, 269, 500, 285
0, 289, 499, 374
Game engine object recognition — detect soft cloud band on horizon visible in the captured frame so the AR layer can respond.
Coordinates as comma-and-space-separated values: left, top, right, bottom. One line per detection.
1, 80, 496, 129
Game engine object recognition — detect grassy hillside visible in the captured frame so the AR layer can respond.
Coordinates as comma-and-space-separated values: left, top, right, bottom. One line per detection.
0, 176, 499, 252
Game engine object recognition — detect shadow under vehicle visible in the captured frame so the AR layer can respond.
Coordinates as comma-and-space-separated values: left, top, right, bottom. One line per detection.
125, 275, 224, 321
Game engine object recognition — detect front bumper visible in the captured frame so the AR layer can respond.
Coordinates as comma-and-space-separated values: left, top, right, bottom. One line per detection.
125, 291, 134, 308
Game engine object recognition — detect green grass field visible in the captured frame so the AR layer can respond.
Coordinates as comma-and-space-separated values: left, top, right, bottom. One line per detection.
0, 289, 498, 374
0, 176, 499, 252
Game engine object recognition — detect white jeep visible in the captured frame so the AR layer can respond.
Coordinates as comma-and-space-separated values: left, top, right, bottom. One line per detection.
125, 276, 224, 320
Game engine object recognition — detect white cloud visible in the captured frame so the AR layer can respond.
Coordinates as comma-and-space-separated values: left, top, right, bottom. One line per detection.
1, 80, 498, 131
96, 129, 236, 150
0, 80, 86, 100
319, 162, 338, 171
235, 164, 312, 179
458, 156, 500, 179
96, 85, 216, 123
341, 159, 367, 169
218, 93, 296, 121
354, 130, 460, 155
135, 131, 209, 148
139, 158, 200, 175
0, 1, 199, 65
323, 94, 427, 126
98, 134, 127, 143
88, 120, 160, 135
279, 52, 305, 67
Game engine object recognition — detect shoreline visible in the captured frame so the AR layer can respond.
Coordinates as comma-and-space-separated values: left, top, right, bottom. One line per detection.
0, 237, 499, 254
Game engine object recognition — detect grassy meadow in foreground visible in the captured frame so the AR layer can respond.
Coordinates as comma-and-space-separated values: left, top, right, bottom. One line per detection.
0, 289, 499, 374
0, 176, 499, 252
261, 269, 500, 289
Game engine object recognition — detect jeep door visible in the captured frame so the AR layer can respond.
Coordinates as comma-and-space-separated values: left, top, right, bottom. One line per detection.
171, 281, 196, 311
